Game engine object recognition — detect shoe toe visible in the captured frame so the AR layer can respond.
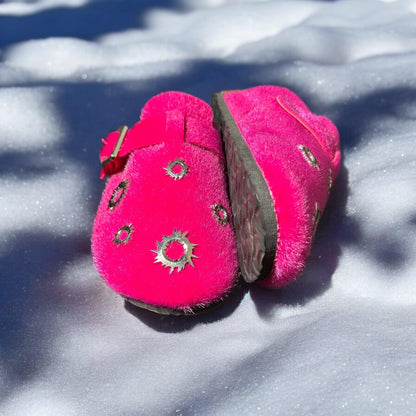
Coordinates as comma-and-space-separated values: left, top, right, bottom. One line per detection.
92, 141, 238, 314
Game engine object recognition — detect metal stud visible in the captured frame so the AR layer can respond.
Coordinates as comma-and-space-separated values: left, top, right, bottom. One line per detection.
212, 204, 229, 226
328, 169, 333, 193
108, 180, 128, 210
152, 229, 197, 274
114, 224, 133, 245
312, 203, 322, 235
299, 145, 319, 169
164, 158, 188, 180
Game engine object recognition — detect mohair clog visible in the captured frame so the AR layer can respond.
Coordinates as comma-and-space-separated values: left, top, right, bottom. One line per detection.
212, 86, 341, 288
92, 92, 238, 314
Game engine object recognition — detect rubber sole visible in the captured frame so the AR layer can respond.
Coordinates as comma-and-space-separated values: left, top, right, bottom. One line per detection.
212, 92, 277, 283
124, 296, 222, 316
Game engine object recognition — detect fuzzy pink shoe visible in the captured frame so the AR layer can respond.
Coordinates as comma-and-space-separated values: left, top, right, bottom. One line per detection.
91, 92, 238, 314
212, 86, 341, 288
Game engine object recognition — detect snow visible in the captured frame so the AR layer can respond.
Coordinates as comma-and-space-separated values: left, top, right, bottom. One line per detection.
1, 0, 416, 415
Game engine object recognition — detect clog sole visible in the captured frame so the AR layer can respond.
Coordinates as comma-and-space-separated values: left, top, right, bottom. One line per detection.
212, 92, 277, 283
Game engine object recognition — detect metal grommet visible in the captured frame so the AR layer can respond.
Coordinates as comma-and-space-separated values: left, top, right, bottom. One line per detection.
164, 158, 188, 180
312, 203, 322, 235
114, 224, 133, 245
212, 204, 229, 226
299, 145, 319, 168
108, 180, 128, 210
152, 229, 197, 274
328, 169, 333, 193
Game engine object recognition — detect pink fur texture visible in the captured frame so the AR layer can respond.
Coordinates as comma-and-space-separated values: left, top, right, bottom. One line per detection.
222, 86, 341, 288
92, 92, 238, 312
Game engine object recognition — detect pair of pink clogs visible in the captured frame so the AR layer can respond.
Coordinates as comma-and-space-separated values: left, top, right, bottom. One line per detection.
91, 86, 341, 315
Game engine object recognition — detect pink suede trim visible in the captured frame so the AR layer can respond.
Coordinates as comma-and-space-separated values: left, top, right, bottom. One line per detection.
223, 86, 341, 288
92, 92, 238, 310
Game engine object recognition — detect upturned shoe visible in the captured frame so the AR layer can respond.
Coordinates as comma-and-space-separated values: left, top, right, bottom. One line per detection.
92, 92, 238, 314
212, 85, 341, 288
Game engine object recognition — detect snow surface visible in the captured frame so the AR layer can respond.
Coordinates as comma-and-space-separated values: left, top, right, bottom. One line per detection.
1, 0, 416, 415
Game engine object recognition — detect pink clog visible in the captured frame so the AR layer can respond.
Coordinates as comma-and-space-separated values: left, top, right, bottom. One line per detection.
212, 86, 341, 288
92, 92, 238, 314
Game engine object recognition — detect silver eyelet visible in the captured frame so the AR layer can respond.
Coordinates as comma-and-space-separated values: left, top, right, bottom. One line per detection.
114, 224, 133, 245
212, 204, 229, 226
328, 169, 333, 193
299, 145, 319, 168
152, 229, 197, 274
164, 158, 188, 180
108, 180, 128, 210
312, 203, 322, 235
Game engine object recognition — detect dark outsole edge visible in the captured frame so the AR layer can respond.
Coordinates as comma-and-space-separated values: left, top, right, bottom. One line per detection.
212, 92, 277, 283
124, 296, 224, 316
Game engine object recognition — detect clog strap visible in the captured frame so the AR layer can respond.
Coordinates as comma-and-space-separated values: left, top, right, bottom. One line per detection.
276, 93, 341, 177
99, 115, 167, 179
140, 92, 226, 164
99, 111, 224, 179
